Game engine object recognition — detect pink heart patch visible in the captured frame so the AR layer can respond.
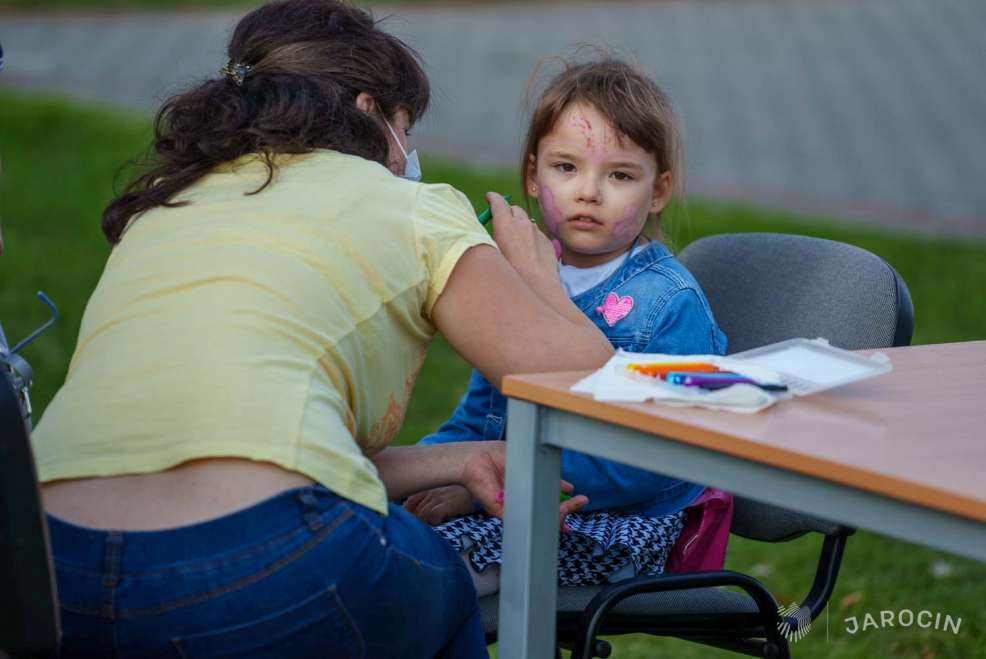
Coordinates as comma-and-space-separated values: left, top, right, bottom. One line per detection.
596, 292, 634, 327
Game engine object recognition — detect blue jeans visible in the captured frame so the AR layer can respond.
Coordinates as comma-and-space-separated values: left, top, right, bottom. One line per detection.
49, 485, 488, 659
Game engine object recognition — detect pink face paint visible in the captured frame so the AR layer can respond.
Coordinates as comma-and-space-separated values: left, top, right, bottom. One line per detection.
611, 203, 644, 244
571, 116, 593, 133
571, 115, 595, 150
538, 185, 563, 236
587, 126, 616, 164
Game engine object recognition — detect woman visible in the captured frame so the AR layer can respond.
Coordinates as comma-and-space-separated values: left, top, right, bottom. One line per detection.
31, 1, 610, 657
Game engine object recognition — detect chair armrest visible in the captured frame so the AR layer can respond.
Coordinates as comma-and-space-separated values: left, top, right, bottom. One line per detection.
795, 533, 850, 622
731, 497, 856, 541
572, 571, 787, 659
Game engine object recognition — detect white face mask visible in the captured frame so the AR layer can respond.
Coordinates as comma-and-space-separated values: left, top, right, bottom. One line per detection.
383, 118, 422, 182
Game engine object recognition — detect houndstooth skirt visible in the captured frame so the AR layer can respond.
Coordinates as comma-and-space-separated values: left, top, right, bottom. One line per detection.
432, 510, 685, 587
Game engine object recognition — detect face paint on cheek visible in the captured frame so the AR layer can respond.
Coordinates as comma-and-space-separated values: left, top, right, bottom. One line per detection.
538, 186, 563, 236
611, 203, 643, 243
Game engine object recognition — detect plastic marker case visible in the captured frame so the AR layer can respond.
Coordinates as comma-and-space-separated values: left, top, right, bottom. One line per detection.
728, 338, 892, 396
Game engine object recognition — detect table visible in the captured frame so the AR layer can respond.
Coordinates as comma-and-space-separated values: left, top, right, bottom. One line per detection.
496, 341, 986, 658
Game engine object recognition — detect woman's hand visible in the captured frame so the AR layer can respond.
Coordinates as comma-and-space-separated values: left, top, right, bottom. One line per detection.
371, 440, 589, 530
458, 440, 506, 515
457, 440, 589, 532
403, 485, 474, 525
486, 192, 559, 290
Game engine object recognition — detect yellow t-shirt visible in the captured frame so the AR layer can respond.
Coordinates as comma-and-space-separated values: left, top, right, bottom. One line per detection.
31, 150, 496, 515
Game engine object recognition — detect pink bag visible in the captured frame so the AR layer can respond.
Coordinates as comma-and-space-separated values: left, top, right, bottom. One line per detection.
665, 488, 734, 573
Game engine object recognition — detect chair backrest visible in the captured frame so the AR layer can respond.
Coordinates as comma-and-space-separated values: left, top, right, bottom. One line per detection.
678, 233, 914, 541
678, 233, 913, 354
0, 369, 60, 658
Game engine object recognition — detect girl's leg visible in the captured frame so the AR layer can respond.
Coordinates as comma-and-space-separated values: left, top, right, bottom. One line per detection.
461, 550, 501, 597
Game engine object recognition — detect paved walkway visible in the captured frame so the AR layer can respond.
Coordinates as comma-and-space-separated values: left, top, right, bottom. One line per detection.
3, 0, 985, 236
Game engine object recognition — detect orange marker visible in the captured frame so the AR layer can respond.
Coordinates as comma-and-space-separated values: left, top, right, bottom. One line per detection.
627, 362, 721, 378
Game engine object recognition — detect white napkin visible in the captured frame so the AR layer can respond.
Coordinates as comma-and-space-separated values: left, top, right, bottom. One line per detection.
571, 351, 789, 414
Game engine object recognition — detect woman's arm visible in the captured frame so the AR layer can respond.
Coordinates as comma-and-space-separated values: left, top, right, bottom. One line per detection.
431, 194, 612, 388
371, 441, 587, 522
371, 441, 502, 506
387, 194, 601, 522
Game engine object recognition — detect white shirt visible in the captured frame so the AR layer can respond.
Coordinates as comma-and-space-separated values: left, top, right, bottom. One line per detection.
559, 245, 646, 298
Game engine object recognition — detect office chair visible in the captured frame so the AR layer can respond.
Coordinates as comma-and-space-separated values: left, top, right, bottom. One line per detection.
479, 232, 914, 659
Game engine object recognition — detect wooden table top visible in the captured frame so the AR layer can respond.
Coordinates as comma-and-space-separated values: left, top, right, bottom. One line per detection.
502, 341, 986, 523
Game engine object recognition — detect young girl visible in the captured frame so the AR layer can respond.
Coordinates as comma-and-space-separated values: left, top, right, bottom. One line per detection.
406, 57, 728, 594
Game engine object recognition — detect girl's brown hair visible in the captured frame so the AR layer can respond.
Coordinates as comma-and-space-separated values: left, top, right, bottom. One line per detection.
521, 56, 683, 232
102, 0, 429, 244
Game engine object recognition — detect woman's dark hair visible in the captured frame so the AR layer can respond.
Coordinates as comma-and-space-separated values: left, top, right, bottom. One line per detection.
102, 0, 429, 244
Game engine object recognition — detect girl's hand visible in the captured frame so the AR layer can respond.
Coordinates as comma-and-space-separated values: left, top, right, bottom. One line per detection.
487, 192, 558, 288
403, 485, 474, 525
559, 481, 589, 533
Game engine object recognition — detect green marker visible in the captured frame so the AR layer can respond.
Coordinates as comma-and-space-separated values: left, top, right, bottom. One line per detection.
477, 194, 512, 225
560, 491, 572, 503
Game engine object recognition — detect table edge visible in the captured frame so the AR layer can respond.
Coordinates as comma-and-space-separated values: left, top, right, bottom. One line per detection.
502, 374, 986, 524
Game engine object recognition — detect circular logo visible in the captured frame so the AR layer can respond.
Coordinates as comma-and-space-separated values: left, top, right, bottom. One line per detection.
777, 603, 813, 643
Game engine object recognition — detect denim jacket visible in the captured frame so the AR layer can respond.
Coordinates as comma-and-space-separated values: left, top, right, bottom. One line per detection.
419, 241, 728, 517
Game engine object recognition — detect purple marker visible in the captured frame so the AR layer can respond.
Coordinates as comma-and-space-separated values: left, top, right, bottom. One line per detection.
665, 372, 788, 392
665, 372, 752, 385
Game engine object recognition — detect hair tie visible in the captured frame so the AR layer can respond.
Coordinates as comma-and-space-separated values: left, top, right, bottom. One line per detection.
219, 60, 252, 86
326, 12, 340, 33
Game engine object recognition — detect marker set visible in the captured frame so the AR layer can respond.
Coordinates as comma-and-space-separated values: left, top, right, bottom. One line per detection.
626, 361, 789, 393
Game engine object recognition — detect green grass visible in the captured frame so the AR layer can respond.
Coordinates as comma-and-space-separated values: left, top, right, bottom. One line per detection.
2, 86, 984, 658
